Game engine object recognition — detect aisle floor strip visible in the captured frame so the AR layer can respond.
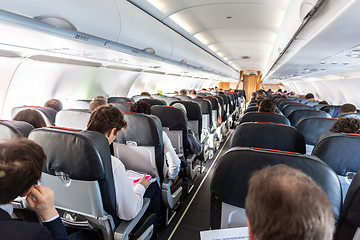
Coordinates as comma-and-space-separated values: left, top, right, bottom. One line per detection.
167, 135, 231, 240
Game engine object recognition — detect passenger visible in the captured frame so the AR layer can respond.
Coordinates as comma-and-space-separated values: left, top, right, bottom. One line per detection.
258, 99, 276, 113
318, 100, 329, 105
172, 103, 202, 155
86, 104, 161, 231
0, 138, 69, 240
255, 96, 265, 107
88, 98, 107, 111
12, 109, 46, 128
189, 89, 196, 95
305, 93, 316, 102
245, 164, 334, 240
140, 91, 152, 96
130, 101, 182, 182
180, 89, 188, 96
338, 103, 357, 116
44, 99, 63, 112
330, 117, 360, 134
94, 95, 108, 102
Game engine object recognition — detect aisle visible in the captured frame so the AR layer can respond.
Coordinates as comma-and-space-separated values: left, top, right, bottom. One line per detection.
158, 132, 233, 240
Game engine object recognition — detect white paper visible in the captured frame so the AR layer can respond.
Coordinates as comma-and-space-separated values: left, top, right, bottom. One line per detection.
200, 227, 249, 240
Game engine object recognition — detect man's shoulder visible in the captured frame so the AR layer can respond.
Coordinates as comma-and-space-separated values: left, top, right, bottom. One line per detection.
0, 218, 53, 240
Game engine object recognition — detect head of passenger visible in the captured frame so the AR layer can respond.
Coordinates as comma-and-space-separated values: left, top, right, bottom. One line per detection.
258, 99, 276, 113
44, 99, 63, 112
339, 103, 357, 115
94, 95, 108, 102
305, 93, 315, 99
330, 117, 360, 134
189, 90, 196, 95
0, 138, 46, 204
172, 103, 187, 115
87, 104, 127, 144
89, 98, 107, 111
250, 92, 257, 100
180, 89, 187, 96
255, 96, 265, 107
318, 100, 329, 105
140, 91, 152, 97
129, 100, 151, 114
280, 95, 288, 99
245, 164, 334, 240
12, 109, 46, 129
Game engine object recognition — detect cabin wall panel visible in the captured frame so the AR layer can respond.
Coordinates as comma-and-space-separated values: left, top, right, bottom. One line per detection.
0, 58, 22, 119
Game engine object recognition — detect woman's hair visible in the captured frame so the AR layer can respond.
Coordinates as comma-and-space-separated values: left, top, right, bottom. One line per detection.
13, 109, 46, 128
87, 104, 127, 134
129, 100, 152, 114
330, 117, 360, 134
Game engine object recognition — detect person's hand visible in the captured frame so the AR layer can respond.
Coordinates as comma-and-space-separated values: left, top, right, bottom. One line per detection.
172, 175, 179, 183
137, 174, 150, 189
26, 185, 58, 221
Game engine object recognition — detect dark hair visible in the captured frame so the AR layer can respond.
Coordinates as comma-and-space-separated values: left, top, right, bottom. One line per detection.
305, 93, 315, 99
89, 99, 107, 111
180, 89, 187, 95
319, 100, 329, 105
140, 92, 152, 96
339, 103, 357, 114
13, 109, 46, 128
87, 104, 127, 134
44, 99, 63, 112
246, 164, 334, 240
0, 138, 46, 204
255, 96, 265, 107
330, 117, 360, 134
258, 98, 276, 113
129, 100, 152, 115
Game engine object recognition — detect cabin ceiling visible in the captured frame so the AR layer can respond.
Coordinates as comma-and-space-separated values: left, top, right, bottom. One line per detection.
129, 0, 301, 75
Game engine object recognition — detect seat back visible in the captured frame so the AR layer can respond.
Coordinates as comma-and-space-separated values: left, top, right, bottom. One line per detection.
296, 117, 336, 145
152, 95, 179, 105
175, 95, 192, 101
312, 133, 360, 200
276, 99, 296, 111
151, 105, 188, 156
239, 112, 290, 125
29, 127, 119, 226
322, 105, 341, 118
113, 113, 164, 182
191, 98, 212, 131
231, 122, 306, 153
218, 94, 229, 115
210, 147, 342, 229
140, 98, 167, 106
170, 101, 202, 141
73, 100, 91, 109
131, 95, 151, 102
108, 96, 133, 103
203, 96, 219, 129
214, 96, 226, 122
0, 120, 34, 141
288, 109, 331, 127
55, 109, 92, 130
282, 104, 313, 117
244, 106, 258, 114
339, 113, 360, 119
111, 101, 133, 112
335, 169, 360, 240
12, 106, 57, 126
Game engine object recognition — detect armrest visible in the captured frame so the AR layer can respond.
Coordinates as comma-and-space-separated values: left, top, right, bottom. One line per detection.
161, 179, 182, 209
114, 198, 151, 240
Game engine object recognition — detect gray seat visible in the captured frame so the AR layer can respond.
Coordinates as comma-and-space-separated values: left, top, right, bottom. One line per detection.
108, 96, 134, 103
29, 127, 155, 240
55, 109, 92, 130
12, 106, 57, 126
210, 147, 342, 229
0, 120, 34, 141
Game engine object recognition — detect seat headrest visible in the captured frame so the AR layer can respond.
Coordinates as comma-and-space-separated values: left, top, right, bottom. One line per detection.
244, 106, 258, 113
322, 105, 341, 118
12, 106, 57, 125
203, 96, 219, 110
288, 109, 331, 127
210, 147, 342, 220
108, 96, 133, 103
282, 104, 313, 117
29, 127, 111, 180
116, 113, 163, 146
131, 95, 151, 102
140, 98, 167, 106
296, 117, 336, 145
0, 120, 34, 139
313, 133, 360, 176
55, 109, 92, 130
151, 105, 188, 131
231, 122, 306, 153
338, 113, 360, 119
191, 98, 212, 114
240, 112, 290, 126
170, 101, 202, 121
112, 102, 133, 113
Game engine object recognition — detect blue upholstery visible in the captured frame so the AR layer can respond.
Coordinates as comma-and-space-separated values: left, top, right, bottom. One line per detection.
288, 109, 331, 127
210, 147, 342, 229
296, 117, 336, 145
231, 122, 306, 154
282, 104, 313, 117
239, 112, 290, 126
